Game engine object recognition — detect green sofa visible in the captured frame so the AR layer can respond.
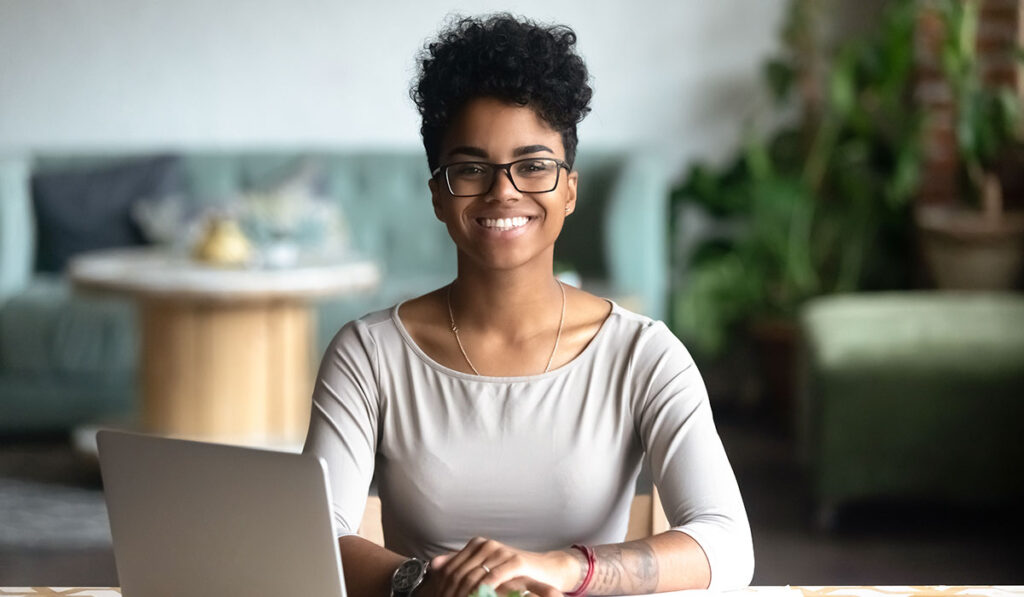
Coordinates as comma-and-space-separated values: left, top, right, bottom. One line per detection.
0, 151, 670, 435
797, 291, 1024, 526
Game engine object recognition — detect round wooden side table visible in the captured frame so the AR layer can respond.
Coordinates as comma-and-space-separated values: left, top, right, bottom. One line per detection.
69, 247, 380, 448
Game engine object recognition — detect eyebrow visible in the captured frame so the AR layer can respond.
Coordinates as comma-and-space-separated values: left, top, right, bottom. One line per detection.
446, 145, 555, 159
447, 146, 488, 159
513, 145, 554, 157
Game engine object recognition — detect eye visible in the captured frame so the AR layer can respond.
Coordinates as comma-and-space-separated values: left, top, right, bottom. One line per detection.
513, 160, 555, 176
451, 163, 490, 178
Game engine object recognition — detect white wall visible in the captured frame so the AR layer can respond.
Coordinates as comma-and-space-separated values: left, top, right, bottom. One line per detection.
0, 0, 788, 179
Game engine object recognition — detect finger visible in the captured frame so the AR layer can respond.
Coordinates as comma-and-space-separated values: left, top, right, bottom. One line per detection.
449, 540, 505, 597
452, 555, 496, 597
480, 555, 528, 592
431, 553, 452, 569
437, 537, 485, 573
439, 538, 491, 597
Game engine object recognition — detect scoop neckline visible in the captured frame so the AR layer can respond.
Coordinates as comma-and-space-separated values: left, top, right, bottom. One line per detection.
391, 297, 619, 383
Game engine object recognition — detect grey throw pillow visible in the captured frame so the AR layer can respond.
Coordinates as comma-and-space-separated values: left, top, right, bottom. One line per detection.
32, 155, 183, 272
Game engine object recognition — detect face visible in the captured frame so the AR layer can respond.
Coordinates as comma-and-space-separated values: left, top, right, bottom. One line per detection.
429, 96, 578, 272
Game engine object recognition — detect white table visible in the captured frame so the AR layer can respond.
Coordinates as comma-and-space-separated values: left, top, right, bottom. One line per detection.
69, 247, 380, 448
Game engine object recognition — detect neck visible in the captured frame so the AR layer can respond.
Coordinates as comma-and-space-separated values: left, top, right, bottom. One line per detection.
450, 254, 564, 341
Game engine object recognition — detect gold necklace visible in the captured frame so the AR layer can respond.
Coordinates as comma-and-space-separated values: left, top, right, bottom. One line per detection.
446, 280, 566, 376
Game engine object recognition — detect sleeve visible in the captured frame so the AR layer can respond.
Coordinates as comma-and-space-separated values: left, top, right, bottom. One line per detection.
631, 321, 755, 590
302, 318, 381, 539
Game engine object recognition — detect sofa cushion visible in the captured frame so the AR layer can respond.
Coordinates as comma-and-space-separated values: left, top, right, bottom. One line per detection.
32, 155, 182, 272
801, 291, 1024, 373
0, 275, 137, 376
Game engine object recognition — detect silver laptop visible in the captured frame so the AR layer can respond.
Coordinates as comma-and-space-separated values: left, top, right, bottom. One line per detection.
97, 430, 346, 597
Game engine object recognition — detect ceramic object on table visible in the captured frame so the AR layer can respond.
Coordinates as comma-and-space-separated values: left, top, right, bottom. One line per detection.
193, 216, 253, 267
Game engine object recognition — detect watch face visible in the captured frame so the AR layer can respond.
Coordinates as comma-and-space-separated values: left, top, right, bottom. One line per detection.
394, 559, 426, 592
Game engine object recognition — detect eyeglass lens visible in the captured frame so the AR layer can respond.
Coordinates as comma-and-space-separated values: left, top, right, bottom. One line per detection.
446, 159, 560, 196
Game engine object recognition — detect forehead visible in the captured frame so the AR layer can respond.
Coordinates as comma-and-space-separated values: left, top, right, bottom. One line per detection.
441, 97, 565, 159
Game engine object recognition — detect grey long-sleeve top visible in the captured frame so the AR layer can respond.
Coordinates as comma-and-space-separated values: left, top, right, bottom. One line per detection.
303, 301, 754, 591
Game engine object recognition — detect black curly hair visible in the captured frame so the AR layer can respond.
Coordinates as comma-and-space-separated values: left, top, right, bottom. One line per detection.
411, 14, 593, 172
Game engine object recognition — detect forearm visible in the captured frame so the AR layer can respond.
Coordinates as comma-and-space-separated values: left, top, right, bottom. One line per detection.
558, 531, 710, 595
338, 534, 408, 597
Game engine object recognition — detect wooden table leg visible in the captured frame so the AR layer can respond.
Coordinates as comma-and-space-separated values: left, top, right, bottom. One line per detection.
139, 298, 313, 446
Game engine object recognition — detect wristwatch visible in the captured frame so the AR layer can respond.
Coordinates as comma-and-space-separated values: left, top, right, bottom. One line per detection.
390, 557, 429, 597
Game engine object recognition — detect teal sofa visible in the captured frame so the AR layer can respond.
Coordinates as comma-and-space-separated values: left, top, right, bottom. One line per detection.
0, 151, 670, 435
797, 291, 1024, 527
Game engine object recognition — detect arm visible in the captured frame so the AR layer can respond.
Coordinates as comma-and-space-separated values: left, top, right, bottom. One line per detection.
585, 531, 710, 594
338, 535, 407, 597
303, 320, 396, 596
427, 530, 708, 597
630, 321, 755, 591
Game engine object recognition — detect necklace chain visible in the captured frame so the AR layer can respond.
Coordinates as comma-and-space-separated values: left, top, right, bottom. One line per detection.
446, 280, 566, 376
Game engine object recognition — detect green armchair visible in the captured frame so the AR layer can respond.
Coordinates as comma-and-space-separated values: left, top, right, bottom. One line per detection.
797, 291, 1024, 527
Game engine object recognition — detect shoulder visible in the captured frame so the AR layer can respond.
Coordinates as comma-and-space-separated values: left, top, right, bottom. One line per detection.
597, 298, 675, 345
322, 305, 401, 369
595, 302, 696, 374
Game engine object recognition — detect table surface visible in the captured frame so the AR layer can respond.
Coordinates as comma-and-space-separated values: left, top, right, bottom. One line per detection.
3, 587, 1023, 596
68, 246, 381, 301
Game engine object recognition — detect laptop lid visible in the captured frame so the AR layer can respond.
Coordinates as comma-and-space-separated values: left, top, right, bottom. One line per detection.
97, 430, 345, 597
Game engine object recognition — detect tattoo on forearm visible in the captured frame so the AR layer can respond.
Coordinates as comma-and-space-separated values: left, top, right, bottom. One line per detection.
587, 541, 659, 595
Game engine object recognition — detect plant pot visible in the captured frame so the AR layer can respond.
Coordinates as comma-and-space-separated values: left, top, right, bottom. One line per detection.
915, 204, 1024, 290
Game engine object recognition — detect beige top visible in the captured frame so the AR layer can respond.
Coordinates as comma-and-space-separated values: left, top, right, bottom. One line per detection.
302, 302, 754, 590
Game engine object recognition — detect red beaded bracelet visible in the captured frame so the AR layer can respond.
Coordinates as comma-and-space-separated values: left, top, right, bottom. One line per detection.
565, 544, 595, 597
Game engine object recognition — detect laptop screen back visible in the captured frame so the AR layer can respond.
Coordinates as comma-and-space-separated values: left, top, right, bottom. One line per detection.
97, 430, 345, 597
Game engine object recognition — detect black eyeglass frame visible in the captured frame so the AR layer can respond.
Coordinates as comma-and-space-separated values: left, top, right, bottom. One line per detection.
431, 158, 571, 197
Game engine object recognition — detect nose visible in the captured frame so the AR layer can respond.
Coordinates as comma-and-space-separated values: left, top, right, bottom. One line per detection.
485, 167, 521, 202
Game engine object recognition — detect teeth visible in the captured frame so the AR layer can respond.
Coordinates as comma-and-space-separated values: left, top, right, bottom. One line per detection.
481, 216, 530, 230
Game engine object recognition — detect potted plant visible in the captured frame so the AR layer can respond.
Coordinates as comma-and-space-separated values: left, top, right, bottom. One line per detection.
671, 0, 922, 424
915, 0, 1024, 289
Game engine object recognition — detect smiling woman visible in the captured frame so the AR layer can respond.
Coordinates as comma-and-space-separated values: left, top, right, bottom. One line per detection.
302, 13, 754, 597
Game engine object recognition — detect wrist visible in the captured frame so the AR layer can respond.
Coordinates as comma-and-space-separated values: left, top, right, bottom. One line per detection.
390, 557, 429, 597
549, 547, 587, 592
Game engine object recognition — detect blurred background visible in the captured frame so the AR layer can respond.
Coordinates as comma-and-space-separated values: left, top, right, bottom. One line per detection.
1, 0, 1023, 589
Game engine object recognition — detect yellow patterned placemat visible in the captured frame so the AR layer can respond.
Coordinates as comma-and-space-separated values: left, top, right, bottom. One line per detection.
0, 590, 122, 596
792, 588, 1024, 597
1, 588, 1022, 597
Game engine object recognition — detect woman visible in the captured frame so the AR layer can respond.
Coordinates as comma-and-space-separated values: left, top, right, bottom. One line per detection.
303, 14, 754, 597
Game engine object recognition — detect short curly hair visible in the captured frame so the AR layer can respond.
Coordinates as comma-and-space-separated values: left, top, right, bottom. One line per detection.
411, 14, 593, 172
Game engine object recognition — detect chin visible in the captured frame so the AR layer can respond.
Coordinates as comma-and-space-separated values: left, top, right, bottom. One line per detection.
458, 246, 549, 272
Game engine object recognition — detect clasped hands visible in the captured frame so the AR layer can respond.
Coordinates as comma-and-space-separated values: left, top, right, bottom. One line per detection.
420, 536, 580, 597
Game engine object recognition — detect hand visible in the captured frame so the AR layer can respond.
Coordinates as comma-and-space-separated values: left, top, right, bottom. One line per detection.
428, 537, 577, 597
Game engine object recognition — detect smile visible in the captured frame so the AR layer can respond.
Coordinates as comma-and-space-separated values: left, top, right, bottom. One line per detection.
476, 216, 534, 231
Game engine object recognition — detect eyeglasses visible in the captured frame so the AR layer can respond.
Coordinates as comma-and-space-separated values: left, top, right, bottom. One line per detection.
431, 158, 570, 197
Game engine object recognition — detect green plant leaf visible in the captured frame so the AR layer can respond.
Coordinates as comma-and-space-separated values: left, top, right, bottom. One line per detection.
468, 584, 500, 597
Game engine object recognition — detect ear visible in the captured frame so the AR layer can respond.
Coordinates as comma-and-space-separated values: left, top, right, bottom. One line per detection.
563, 170, 579, 216
429, 177, 445, 222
